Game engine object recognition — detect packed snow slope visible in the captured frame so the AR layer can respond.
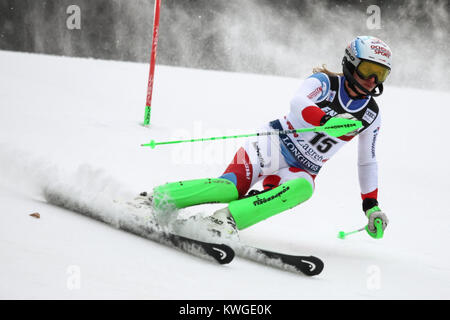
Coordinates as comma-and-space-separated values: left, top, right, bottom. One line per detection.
0, 50, 449, 299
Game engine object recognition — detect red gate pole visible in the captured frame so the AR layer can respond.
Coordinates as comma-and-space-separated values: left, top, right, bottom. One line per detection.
143, 0, 161, 126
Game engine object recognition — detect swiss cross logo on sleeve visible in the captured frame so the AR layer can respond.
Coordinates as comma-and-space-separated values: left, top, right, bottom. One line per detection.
327, 90, 336, 102
362, 109, 376, 123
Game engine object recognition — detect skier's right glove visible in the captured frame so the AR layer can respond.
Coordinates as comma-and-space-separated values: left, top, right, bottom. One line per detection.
365, 206, 389, 239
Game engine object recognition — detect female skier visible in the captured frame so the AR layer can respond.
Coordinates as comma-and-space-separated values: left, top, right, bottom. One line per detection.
149, 35, 391, 240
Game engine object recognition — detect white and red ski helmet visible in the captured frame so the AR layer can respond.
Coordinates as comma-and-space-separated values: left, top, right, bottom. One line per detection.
342, 36, 392, 97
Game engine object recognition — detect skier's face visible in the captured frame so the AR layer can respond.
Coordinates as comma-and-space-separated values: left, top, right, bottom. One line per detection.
353, 71, 377, 93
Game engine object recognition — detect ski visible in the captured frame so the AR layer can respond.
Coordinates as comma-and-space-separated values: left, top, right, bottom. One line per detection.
235, 245, 324, 276
119, 218, 235, 265
134, 192, 322, 274
149, 231, 235, 265
43, 188, 234, 265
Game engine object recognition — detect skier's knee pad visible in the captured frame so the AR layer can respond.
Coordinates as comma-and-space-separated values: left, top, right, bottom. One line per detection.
153, 178, 239, 209
228, 178, 314, 230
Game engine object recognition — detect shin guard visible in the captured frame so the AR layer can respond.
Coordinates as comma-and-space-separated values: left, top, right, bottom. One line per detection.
153, 178, 239, 209
228, 178, 313, 230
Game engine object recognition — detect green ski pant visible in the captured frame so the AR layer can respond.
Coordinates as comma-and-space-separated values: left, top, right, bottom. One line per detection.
153, 177, 313, 230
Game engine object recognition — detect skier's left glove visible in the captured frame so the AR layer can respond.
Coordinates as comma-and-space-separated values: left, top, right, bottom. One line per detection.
365, 206, 389, 239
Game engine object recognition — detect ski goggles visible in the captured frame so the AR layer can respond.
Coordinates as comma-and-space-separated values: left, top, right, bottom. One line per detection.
356, 60, 390, 83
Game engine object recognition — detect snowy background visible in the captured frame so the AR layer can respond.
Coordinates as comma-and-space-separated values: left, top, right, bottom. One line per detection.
1, 0, 450, 300
1, 0, 449, 90
1, 50, 449, 299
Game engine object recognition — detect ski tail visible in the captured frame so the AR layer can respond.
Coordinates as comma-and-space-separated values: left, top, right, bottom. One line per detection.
235, 245, 324, 276
43, 187, 234, 264
165, 233, 234, 265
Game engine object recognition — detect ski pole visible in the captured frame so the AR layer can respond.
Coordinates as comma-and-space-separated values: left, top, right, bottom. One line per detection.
338, 218, 384, 240
141, 118, 362, 149
337, 227, 365, 239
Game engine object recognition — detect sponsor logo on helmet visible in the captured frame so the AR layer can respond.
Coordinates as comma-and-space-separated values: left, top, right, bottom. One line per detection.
345, 48, 355, 61
370, 45, 391, 58
370, 38, 384, 45
351, 42, 358, 55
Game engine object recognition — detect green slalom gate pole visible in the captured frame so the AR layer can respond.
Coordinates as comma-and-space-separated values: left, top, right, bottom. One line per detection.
141, 118, 363, 149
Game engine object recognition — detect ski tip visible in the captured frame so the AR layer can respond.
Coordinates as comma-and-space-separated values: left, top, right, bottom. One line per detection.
298, 256, 324, 276
209, 244, 235, 265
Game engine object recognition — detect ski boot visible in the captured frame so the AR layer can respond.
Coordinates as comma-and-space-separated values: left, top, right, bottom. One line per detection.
206, 207, 239, 241
171, 206, 239, 243
126, 191, 153, 210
